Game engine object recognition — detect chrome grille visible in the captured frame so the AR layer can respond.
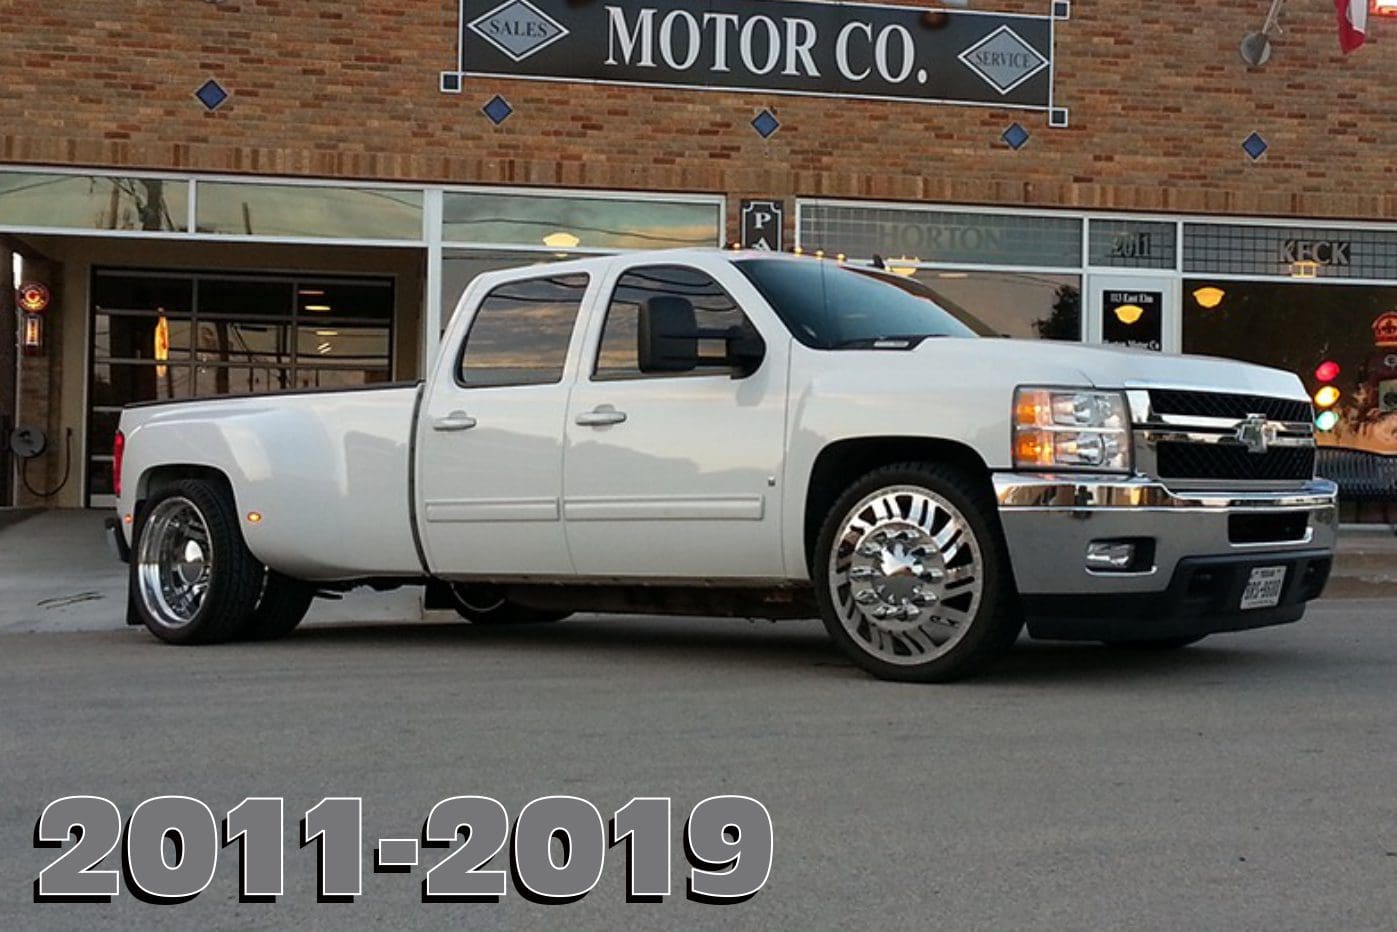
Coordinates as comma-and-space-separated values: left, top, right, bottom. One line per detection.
1148, 389, 1311, 424
1130, 389, 1316, 485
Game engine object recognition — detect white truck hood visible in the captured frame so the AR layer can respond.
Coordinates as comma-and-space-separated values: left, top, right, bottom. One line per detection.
925, 338, 1309, 400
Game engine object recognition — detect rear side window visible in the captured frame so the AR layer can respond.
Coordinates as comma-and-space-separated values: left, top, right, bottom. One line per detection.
594, 265, 751, 381
458, 274, 589, 387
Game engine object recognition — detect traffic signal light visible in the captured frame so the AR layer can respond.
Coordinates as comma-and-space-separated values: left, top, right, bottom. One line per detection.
1313, 360, 1341, 432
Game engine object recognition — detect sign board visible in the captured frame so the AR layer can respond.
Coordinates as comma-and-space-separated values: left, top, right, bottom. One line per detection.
445, 0, 1059, 112
17, 282, 50, 314
741, 200, 785, 251
1373, 311, 1397, 347
1101, 289, 1162, 352
1281, 239, 1350, 267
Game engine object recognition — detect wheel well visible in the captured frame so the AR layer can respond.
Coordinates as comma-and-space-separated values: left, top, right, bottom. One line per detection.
803, 437, 994, 573
138, 464, 234, 504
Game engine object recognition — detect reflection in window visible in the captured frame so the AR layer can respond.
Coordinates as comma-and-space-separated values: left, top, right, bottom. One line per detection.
595, 266, 749, 380
441, 250, 573, 329
459, 275, 589, 387
0, 172, 186, 231
196, 182, 424, 240
1183, 280, 1397, 457
443, 193, 722, 250
912, 271, 1082, 341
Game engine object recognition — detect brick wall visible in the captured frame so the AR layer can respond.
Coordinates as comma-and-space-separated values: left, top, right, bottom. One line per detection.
1, 0, 1396, 236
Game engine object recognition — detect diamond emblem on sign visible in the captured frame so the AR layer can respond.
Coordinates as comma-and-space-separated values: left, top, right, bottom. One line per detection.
958, 26, 1050, 95
468, 0, 570, 63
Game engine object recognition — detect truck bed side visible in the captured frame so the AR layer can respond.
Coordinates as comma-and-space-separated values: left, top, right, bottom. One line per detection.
117, 384, 426, 581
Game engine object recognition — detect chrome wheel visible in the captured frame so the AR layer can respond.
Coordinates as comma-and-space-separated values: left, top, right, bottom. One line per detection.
137, 496, 214, 629
828, 486, 984, 666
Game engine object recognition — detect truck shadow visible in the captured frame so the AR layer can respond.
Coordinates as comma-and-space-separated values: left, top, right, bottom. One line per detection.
275, 617, 1293, 686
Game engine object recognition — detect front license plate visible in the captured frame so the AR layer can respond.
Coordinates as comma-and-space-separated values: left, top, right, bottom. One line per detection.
1240, 565, 1287, 610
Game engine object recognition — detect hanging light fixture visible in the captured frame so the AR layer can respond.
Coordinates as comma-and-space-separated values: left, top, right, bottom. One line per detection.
1192, 286, 1226, 309
154, 314, 170, 379
542, 231, 581, 249
1114, 304, 1145, 325
1240, 0, 1286, 65
887, 256, 920, 277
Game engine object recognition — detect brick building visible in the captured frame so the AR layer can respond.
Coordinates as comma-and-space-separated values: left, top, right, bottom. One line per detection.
1, 0, 1395, 515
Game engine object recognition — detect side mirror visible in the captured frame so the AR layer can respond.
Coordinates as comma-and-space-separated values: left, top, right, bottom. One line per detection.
638, 295, 767, 378
725, 326, 765, 379
638, 296, 700, 373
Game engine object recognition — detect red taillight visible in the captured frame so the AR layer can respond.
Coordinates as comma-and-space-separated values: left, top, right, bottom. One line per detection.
113, 430, 124, 497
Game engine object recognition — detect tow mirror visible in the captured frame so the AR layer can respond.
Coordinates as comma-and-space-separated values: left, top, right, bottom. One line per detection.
638, 296, 766, 379
639, 296, 700, 373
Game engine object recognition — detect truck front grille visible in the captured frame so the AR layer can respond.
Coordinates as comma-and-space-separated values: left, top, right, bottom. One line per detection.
1133, 389, 1317, 485
1148, 389, 1311, 425
1155, 441, 1316, 482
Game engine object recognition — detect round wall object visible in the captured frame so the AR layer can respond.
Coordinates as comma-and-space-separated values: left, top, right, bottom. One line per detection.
9, 426, 48, 459
1239, 32, 1272, 67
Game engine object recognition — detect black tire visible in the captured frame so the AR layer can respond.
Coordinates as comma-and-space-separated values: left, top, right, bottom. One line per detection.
813, 462, 1022, 683
244, 571, 317, 641
448, 584, 571, 625
1104, 636, 1207, 650
130, 479, 263, 645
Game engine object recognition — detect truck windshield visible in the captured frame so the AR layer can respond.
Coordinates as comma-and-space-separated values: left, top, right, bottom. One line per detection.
733, 258, 997, 349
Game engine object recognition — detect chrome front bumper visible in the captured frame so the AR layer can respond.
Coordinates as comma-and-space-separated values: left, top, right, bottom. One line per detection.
993, 473, 1338, 597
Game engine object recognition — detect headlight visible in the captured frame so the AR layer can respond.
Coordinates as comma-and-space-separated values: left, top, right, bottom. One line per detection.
1013, 387, 1132, 472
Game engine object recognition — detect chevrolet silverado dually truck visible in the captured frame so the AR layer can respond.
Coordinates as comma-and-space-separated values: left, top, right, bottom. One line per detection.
108, 249, 1337, 682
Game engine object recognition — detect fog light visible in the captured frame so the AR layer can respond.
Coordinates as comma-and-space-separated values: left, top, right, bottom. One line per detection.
1086, 541, 1137, 571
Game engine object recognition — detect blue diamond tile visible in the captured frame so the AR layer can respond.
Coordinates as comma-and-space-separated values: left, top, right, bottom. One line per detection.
752, 110, 780, 139
1242, 131, 1269, 160
482, 95, 513, 125
1002, 122, 1030, 150
194, 79, 228, 111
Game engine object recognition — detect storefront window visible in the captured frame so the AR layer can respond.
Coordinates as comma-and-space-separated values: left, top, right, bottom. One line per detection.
0, 172, 187, 232
442, 193, 722, 251
196, 183, 424, 241
913, 271, 1081, 341
1183, 280, 1397, 455
800, 204, 1082, 268
1088, 219, 1177, 270
1185, 223, 1397, 280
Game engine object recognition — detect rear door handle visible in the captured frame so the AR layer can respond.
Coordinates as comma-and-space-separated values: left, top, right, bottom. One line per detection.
432, 411, 478, 432
575, 406, 628, 427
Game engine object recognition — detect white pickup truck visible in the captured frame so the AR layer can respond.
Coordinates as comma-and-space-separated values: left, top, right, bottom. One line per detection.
109, 249, 1337, 682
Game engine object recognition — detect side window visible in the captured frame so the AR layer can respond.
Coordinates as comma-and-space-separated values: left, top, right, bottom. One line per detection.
594, 265, 753, 381
458, 274, 588, 387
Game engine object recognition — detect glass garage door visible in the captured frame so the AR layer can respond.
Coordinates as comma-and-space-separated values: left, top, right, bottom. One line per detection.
87, 269, 394, 506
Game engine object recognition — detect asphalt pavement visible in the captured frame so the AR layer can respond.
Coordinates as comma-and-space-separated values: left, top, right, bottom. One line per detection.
3, 598, 1397, 931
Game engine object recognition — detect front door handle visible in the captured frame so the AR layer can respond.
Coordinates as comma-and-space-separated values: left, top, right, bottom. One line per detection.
575, 406, 628, 427
432, 411, 478, 432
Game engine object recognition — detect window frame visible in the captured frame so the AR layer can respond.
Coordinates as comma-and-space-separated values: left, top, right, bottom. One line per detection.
454, 272, 591, 391
589, 263, 759, 384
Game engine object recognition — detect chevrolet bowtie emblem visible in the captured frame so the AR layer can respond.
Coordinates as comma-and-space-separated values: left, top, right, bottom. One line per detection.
1234, 413, 1276, 454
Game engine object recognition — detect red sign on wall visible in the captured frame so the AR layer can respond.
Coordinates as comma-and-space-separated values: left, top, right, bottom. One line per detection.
17, 282, 51, 314
1373, 311, 1397, 347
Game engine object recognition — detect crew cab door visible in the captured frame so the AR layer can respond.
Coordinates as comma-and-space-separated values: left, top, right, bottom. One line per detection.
416, 270, 594, 578
562, 261, 789, 579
